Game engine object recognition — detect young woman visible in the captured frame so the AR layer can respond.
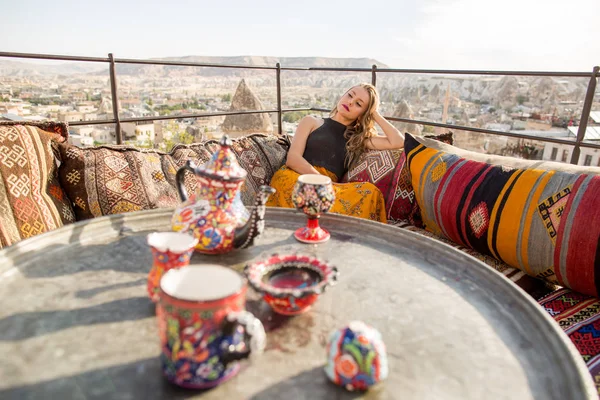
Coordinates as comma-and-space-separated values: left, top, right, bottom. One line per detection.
266, 83, 405, 223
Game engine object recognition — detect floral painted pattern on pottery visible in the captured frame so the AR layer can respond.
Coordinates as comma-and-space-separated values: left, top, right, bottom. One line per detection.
157, 265, 266, 389
172, 135, 274, 254
244, 253, 338, 315
146, 232, 198, 302
292, 174, 335, 244
325, 321, 388, 391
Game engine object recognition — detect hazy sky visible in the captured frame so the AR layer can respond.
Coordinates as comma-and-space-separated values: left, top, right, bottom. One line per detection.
1, 0, 598, 71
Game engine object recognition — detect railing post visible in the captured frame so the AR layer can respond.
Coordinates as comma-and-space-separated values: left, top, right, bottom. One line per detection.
108, 53, 122, 145
570, 65, 598, 165
371, 64, 377, 86
276, 62, 283, 136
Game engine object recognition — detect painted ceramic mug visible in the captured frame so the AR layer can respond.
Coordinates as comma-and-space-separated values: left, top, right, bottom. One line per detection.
292, 174, 335, 244
156, 265, 266, 389
147, 232, 199, 302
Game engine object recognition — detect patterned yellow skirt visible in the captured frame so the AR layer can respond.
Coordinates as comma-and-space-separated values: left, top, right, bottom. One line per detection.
266, 166, 387, 223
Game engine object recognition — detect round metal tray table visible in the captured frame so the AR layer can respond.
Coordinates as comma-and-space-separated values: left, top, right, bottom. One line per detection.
0, 208, 595, 399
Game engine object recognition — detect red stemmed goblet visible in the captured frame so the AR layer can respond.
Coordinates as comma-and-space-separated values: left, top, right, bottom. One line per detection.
292, 174, 335, 244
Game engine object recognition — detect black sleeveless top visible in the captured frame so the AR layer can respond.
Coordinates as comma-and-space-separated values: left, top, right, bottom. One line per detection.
302, 118, 348, 180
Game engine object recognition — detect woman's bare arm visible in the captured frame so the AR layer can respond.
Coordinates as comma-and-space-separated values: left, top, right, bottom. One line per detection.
365, 110, 405, 150
285, 116, 322, 175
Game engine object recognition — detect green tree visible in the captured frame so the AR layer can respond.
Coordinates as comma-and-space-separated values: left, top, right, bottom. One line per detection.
146, 98, 153, 106
162, 122, 196, 152
283, 111, 311, 123
221, 93, 232, 103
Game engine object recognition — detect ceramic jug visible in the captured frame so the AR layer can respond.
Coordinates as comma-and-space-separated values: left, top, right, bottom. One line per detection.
157, 264, 266, 388
172, 135, 275, 254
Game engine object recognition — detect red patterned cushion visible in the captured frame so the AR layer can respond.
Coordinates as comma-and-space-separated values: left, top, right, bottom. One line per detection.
0, 122, 75, 247
341, 148, 404, 219
342, 132, 453, 222
539, 288, 600, 395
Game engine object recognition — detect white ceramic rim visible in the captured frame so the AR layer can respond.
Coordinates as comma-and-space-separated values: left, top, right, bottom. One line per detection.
297, 174, 332, 185
160, 264, 243, 302
147, 231, 198, 253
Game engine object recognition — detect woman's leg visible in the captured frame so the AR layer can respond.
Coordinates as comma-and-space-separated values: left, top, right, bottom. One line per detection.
266, 166, 300, 208
331, 181, 387, 223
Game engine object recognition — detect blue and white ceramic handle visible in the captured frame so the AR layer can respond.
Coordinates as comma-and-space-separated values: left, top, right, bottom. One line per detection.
219, 311, 266, 367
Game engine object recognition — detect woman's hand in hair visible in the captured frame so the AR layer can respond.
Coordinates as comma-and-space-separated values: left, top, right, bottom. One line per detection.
370, 98, 380, 117
365, 111, 405, 151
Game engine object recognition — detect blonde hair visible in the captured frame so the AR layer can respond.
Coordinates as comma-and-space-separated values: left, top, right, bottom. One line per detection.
330, 83, 379, 167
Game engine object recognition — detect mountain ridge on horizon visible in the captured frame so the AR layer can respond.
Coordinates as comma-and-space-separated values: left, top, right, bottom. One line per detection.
156, 55, 388, 68
0, 55, 388, 77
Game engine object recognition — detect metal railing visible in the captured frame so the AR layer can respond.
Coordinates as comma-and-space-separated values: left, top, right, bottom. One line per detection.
1, 51, 598, 164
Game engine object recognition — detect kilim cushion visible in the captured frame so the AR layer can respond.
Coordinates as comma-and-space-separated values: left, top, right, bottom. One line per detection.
404, 132, 600, 296
57, 133, 288, 220
57, 144, 188, 220
0, 122, 75, 248
185, 133, 288, 206
341, 132, 453, 222
341, 148, 404, 219
169, 142, 214, 206
539, 288, 600, 395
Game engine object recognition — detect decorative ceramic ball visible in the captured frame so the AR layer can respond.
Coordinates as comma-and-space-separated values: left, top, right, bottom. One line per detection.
324, 321, 388, 391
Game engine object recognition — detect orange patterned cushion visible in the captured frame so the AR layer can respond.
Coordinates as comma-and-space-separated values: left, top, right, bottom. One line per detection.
0, 122, 75, 248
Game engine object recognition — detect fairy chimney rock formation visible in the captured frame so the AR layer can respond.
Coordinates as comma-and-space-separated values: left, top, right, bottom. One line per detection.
391, 100, 422, 136
221, 79, 273, 137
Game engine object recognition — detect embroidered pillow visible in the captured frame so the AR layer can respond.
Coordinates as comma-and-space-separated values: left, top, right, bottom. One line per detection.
342, 132, 453, 222
196, 133, 288, 205
404, 133, 600, 296
57, 133, 288, 220
58, 144, 187, 220
0, 122, 75, 247
341, 148, 404, 220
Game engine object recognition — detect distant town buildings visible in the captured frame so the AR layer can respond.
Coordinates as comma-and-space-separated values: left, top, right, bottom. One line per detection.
0, 61, 598, 165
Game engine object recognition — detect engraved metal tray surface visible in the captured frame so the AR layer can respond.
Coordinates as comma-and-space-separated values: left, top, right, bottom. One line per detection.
0, 208, 595, 399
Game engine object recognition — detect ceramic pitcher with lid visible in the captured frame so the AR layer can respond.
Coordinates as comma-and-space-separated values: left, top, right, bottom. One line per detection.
171, 135, 275, 254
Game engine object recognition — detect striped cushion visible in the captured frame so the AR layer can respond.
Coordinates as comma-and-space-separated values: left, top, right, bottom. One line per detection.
404, 133, 600, 297
0, 122, 75, 248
